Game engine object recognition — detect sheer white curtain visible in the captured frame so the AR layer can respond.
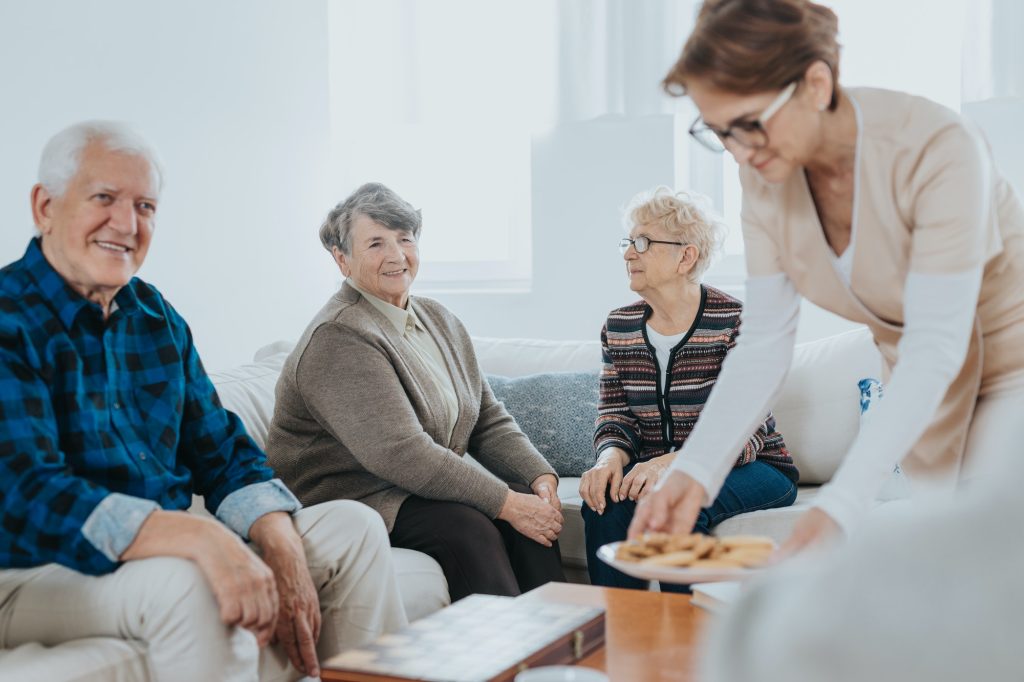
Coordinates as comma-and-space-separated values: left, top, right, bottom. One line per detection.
554, 0, 694, 121
962, 0, 1024, 102
961, 0, 1024, 195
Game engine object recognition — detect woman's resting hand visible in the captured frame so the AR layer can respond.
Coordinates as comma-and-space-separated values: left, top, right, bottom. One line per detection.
531, 473, 561, 513
498, 489, 564, 547
627, 469, 707, 539
579, 447, 630, 514
619, 453, 675, 502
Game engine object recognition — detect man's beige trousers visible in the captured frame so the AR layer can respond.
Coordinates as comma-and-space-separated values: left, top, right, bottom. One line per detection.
0, 500, 408, 681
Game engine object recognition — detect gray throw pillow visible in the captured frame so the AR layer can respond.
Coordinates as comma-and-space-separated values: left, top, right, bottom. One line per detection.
486, 371, 601, 477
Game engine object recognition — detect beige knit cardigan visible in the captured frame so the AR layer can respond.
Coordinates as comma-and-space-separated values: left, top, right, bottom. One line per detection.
265, 282, 556, 531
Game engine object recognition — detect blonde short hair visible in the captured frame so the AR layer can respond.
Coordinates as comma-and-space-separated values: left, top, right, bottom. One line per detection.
623, 186, 726, 283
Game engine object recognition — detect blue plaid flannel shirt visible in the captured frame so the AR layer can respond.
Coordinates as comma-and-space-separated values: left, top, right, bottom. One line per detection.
0, 239, 299, 575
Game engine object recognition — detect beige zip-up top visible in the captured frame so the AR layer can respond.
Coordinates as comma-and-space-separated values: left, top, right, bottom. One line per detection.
670, 87, 1024, 529
743, 87, 1024, 469
265, 282, 556, 531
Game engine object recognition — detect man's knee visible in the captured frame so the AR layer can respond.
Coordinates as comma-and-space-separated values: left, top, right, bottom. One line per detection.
122, 557, 261, 680
131, 557, 219, 626
296, 500, 390, 565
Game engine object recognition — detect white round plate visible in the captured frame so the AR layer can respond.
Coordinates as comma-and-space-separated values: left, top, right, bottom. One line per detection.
597, 542, 761, 584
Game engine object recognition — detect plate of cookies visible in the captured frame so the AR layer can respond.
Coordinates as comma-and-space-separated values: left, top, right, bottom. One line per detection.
597, 532, 776, 584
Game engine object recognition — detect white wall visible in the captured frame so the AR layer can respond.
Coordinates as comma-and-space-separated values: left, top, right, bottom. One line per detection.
433, 115, 675, 341
0, 0, 337, 370
4, 1, 1001, 369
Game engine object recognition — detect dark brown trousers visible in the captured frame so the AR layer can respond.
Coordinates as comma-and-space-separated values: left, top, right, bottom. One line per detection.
389, 482, 566, 602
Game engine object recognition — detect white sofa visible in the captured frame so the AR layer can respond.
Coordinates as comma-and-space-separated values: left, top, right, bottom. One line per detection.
471, 327, 883, 573
0, 328, 881, 679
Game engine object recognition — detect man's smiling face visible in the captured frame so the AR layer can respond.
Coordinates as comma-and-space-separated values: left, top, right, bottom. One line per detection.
34, 141, 159, 305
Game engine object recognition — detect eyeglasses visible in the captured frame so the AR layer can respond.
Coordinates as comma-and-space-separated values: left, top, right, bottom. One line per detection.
619, 236, 688, 255
688, 81, 798, 153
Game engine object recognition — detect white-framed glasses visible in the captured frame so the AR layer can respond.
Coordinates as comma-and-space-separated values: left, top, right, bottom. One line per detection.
689, 81, 798, 153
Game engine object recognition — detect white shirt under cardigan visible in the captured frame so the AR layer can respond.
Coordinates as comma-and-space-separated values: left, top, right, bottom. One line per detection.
645, 325, 686, 456
645, 325, 687, 402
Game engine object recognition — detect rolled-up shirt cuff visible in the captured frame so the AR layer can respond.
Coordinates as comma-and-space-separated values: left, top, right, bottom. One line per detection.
215, 478, 302, 539
82, 493, 161, 562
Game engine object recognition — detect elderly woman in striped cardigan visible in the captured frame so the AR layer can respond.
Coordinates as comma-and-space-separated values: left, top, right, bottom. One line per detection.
579, 187, 799, 590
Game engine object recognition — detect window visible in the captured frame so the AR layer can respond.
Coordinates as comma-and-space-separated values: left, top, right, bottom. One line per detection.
327, 0, 558, 292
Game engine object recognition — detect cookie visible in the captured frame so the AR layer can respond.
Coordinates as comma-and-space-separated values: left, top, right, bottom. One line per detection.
691, 535, 717, 559
664, 533, 701, 552
726, 551, 773, 568
641, 550, 697, 567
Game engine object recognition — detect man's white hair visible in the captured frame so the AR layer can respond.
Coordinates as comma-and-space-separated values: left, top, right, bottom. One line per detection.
38, 121, 164, 198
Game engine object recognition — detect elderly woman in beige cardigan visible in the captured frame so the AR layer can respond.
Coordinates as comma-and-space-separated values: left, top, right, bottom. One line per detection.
266, 183, 565, 601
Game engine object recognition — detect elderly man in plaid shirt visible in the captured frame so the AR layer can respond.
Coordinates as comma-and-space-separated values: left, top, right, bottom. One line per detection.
0, 122, 407, 680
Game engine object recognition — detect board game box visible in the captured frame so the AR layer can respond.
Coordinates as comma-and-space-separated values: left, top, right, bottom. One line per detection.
324, 593, 606, 682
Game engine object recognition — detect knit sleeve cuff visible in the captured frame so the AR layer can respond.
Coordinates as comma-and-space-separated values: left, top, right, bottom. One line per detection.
595, 429, 637, 462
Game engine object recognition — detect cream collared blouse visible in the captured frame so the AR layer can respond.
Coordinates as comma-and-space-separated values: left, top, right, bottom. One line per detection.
348, 279, 460, 442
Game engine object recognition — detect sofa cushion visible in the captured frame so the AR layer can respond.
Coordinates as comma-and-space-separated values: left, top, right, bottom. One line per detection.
771, 328, 881, 485
557, 477, 588, 570
207, 351, 290, 449
473, 337, 602, 377
391, 548, 450, 621
487, 372, 601, 477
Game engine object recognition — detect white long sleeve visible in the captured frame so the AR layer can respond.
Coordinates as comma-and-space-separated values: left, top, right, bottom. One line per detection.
813, 267, 982, 531
668, 273, 800, 505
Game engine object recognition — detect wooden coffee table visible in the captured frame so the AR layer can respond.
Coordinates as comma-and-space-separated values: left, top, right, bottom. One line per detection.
519, 583, 707, 681
323, 582, 708, 682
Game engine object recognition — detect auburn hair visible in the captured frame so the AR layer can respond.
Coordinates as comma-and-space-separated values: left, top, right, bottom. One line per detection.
664, 0, 842, 110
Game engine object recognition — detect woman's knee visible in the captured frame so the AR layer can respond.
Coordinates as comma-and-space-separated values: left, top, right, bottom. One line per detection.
582, 499, 634, 539
439, 505, 506, 551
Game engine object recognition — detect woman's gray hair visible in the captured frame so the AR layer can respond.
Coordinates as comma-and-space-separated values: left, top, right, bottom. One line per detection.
320, 182, 422, 255
623, 186, 726, 283
38, 121, 164, 197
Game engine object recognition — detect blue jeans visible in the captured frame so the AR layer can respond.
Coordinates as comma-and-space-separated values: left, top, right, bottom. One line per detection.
582, 460, 797, 592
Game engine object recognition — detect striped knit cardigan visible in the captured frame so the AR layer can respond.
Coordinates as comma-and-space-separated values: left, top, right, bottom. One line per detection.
594, 285, 799, 482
